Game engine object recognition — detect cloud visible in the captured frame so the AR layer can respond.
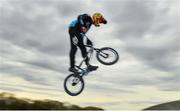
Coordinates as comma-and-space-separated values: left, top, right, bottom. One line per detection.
0, 0, 89, 90
0, 0, 71, 86
104, 0, 180, 74
0, 0, 180, 109
0, 40, 67, 87
106, 0, 154, 38
0, 0, 70, 56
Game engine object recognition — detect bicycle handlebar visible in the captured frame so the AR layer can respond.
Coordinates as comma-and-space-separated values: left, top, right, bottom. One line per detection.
84, 45, 93, 47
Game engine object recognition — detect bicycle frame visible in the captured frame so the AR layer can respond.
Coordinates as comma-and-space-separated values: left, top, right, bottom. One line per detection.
74, 45, 100, 76
73, 35, 109, 76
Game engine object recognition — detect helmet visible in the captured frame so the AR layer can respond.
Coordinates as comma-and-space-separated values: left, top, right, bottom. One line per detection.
92, 13, 104, 27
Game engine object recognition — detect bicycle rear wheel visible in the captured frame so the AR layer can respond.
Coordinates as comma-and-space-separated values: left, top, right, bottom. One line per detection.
96, 47, 119, 65
64, 74, 84, 96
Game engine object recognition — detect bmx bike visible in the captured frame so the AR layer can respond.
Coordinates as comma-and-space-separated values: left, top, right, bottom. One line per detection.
64, 44, 119, 96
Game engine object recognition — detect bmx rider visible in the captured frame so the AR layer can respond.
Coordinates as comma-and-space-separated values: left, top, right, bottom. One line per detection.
68, 13, 107, 72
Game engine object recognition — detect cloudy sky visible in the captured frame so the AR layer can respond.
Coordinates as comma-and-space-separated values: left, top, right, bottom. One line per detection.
0, 0, 180, 110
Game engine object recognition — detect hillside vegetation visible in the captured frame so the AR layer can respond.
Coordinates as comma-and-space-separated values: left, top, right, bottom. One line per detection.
144, 100, 180, 110
0, 92, 103, 110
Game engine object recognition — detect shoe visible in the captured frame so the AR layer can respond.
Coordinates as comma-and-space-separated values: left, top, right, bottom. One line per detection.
87, 65, 98, 71
69, 67, 78, 73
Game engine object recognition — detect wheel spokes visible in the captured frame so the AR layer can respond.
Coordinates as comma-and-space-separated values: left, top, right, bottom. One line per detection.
99, 49, 117, 63
99, 51, 109, 58
66, 75, 83, 94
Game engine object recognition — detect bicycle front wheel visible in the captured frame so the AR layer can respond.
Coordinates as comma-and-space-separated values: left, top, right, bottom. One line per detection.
96, 47, 119, 65
64, 74, 84, 96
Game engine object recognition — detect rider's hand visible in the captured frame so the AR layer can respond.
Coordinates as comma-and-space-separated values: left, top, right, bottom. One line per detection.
87, 39, 93, 46
81, 27, 87, 33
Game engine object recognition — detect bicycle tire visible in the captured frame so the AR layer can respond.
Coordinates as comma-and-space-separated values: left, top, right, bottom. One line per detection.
96, 47, 119, 65
64, 74, 84, 96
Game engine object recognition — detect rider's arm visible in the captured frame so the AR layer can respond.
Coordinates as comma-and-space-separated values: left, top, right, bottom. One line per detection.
78, 14, 91, 37
78, 14, 87, 34
78, 14, 91, 31
78, 14, 88, 26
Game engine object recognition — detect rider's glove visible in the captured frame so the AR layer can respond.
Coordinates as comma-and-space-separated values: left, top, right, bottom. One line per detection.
87, 39, 93, 46
81, 26, 87, 33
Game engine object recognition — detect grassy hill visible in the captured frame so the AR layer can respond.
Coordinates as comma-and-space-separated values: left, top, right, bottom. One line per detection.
0, 92, 103, 110
144, 100, 180, 110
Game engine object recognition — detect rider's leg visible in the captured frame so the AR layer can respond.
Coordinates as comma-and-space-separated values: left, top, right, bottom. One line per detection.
74, 33, 89, 66
78, 42, 89, 66
79, 44, 98, 71
75, 32, 98, 71
70, 42, 77, 68
69, 28, 78, 72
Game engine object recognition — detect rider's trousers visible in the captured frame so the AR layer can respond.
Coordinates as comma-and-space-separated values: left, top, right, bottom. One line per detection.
69, 27, 89, 68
